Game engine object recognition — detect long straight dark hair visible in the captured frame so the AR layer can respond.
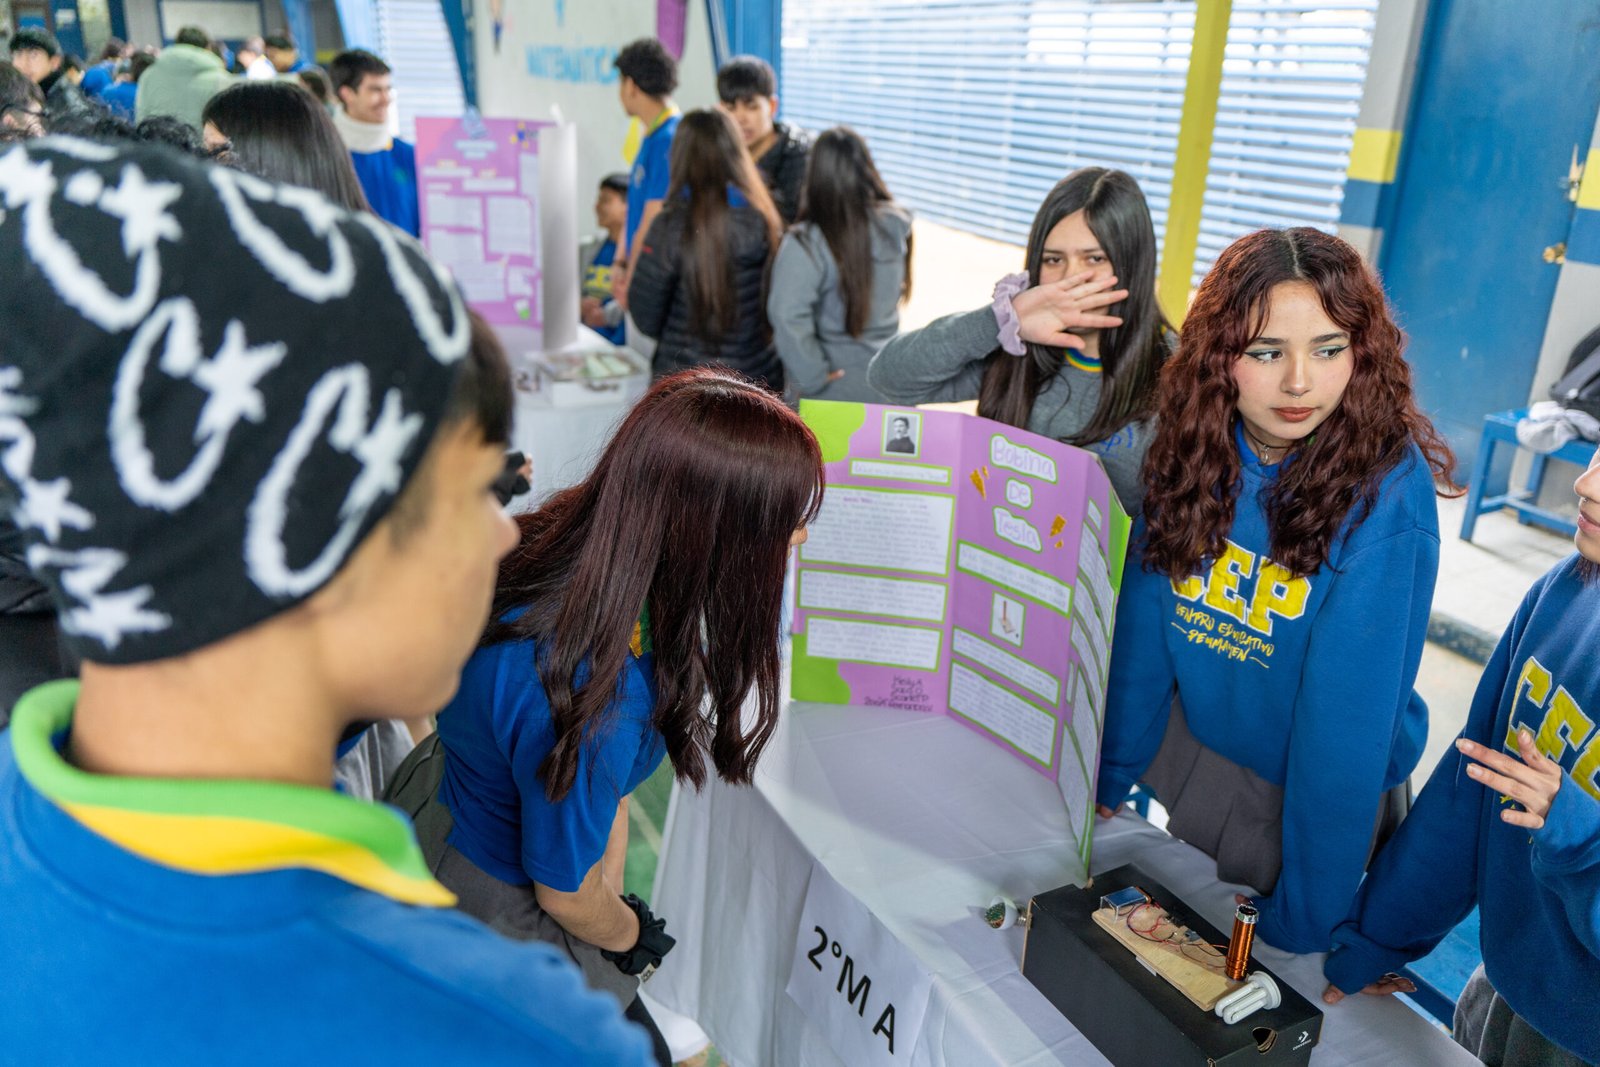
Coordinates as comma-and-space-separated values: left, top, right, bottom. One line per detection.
977, 168, 1171, 446
485, 368, 824, 801
663, 108, 782, 344
795, 126, 912, 337
202, 81, 371, 213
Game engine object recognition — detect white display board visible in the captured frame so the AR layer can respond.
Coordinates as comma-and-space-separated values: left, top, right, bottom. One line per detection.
158, 0, 263, 40
473, 0, 719, 213
538, 121, 580, 352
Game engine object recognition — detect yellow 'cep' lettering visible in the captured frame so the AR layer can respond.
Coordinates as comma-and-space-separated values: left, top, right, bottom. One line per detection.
1506, 656, 1600, 803
1246, 561, 1310, 637
1516, 657, 1554, 716
1171, 541, 1311, 638
1202, 542, 1254, 623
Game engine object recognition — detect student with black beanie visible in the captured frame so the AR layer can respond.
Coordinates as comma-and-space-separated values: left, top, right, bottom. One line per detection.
0, 137, 653, 1064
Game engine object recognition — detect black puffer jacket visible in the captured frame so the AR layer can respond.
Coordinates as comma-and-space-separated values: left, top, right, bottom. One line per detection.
756, 122, 811, 225
0, 518, 50, 616
628, 203, 781, 390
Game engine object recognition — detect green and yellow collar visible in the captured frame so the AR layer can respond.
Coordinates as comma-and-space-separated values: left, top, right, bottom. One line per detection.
1065, 347, 1102, 374
647, 105, 681, 135
10, 681, 453, 908
630, 602, 653, 657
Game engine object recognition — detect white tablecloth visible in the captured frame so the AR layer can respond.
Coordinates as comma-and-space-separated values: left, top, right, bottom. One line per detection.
648, 700, 1477, 1067
502, 327, 648, 502
509, 387, 640, 502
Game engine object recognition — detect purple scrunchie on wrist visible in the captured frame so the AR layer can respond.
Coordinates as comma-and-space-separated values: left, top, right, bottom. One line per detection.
991, 272, 1030, 357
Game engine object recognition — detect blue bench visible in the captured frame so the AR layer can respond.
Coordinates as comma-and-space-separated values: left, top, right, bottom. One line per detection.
1459, 409, 1597, 542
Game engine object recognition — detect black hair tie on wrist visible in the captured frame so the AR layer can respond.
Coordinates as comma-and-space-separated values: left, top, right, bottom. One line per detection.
601, 893, 676, 978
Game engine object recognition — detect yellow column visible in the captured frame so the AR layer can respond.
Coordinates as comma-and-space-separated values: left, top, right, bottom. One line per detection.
1158, 0, 1233, 325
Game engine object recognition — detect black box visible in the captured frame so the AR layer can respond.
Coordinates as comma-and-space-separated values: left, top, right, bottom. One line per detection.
1021, 864, 1323, 1066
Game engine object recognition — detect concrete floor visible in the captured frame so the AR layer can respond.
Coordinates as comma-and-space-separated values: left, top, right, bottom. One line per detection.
1417, 486, 1579, 783
1433, 493, 1575, 641
901, 218, 1024, 331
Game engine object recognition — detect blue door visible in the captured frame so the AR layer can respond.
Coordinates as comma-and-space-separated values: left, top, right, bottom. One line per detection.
1379, 0, 1600, 463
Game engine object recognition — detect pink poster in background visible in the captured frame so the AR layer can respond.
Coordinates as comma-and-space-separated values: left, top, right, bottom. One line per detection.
793, 402, 1134, 874
656, 0, 688, 57
415, 116, 552, 329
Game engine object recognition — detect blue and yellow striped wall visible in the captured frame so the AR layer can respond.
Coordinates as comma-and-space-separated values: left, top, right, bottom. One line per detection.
1569, 148, 1600, 267
1339, 126, 1404, 234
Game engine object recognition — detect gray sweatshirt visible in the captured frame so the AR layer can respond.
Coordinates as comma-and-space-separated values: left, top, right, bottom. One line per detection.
768, 204, 913, 403
866, 306, 1154, 515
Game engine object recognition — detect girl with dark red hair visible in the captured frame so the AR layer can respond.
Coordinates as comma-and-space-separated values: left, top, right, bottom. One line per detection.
1096, 228, 1455, 955
389, 369, 823, 1065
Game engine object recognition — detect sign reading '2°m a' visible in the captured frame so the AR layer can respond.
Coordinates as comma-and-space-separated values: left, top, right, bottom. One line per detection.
792, 401, 1132, 885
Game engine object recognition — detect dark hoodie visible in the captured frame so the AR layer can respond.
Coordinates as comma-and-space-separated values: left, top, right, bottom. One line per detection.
755, 122, 811, 225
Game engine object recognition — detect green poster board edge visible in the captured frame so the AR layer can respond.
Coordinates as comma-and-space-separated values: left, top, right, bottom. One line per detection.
791, 629, 851, 704
798, 399, 867, 466
1106, 492, 1133, 595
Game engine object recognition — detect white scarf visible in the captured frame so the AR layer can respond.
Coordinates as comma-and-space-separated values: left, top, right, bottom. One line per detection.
333, 108, 392, 154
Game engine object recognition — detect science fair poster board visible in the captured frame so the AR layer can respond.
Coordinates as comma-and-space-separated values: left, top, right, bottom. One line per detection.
415, 116, 548, 329
416, 116, 582, 355
793, 401, 1132, 879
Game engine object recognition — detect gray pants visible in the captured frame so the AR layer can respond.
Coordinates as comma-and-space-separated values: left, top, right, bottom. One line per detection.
332, 720, 416, 802
1142, 696, 1408, 894
1454, 965, 1596, 1067
383, 734, 642, 1007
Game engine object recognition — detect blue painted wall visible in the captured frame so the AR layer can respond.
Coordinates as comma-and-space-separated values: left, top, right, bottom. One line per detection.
439, 0, 474, 107
49, 0, 86, 55
1376, 0, 1600, 464
720, 0, 779, 76
279, 0, 316, 56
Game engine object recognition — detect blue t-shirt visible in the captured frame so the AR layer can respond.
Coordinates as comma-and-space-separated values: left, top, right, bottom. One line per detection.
1326, 554, 1600, 1063
625, 110, 680, 257
80, 61, 115, 98
0, 685, 653, 1065
1100, 422, 1440, 953
350, 139, 420, 237
100, 81, 137, 121
437, 626, 665, 893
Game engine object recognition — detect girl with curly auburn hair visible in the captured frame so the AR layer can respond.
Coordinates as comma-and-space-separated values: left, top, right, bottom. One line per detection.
1096, 227, 1456, 956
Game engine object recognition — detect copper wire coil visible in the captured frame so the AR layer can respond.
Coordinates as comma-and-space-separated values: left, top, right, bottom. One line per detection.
1225, 903, 1258, 981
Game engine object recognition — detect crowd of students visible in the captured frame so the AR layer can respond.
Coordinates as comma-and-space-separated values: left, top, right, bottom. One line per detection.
583, 43, 916, 406
0, 23, 1595, 1067
0, 25, 419, 234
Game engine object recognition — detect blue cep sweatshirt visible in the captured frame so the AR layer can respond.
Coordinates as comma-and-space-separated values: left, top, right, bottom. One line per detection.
1099, 424, 1440, 953
1326, 556, 1600, 1062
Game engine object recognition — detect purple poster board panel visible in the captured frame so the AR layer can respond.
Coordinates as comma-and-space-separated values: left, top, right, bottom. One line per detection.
415, 116, 552, 329
793, 402, 1127, 801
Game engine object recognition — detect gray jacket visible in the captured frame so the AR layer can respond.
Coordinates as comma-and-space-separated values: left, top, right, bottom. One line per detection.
768, 204, 912, 403
866, 306, 1155, 515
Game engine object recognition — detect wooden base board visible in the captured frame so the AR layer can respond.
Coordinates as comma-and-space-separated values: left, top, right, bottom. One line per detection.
1091, 905, 1240, 1011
